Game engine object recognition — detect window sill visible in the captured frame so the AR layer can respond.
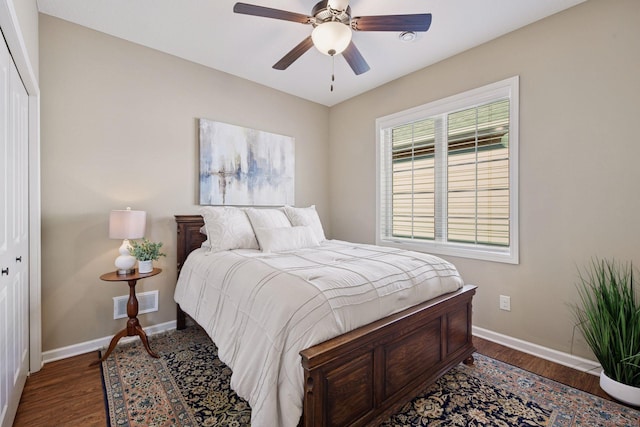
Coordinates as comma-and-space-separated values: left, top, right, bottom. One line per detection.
376, 238, 519, 264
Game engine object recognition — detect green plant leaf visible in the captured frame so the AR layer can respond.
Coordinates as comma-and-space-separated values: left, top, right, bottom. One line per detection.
571, 258, 640, 387
128, 238, 167, 261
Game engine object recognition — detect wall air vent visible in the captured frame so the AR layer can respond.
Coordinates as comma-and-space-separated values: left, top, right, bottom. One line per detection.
113, 290, 159, 319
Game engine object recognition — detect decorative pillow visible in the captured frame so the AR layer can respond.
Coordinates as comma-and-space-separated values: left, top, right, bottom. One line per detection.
254, 226, 319, 253
199, 226, 211, 248
245, 208, 292, 230
283, 205, 326, 242
200, 206, 259, 252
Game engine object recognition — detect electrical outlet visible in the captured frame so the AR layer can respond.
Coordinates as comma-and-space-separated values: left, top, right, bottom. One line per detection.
499, 295, 511, 311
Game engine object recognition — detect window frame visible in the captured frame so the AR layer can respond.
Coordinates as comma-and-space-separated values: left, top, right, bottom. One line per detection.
375, 76, 519, 264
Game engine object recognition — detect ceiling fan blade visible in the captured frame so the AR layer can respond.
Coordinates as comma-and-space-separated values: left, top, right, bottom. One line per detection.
273, 36, 315, 70
233, 2, 311, 24
342, 42, 370, 75
352, 13, 432, 32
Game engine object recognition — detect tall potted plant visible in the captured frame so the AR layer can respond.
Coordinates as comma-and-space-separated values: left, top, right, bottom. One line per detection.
129, 238, 166, 273
572, 258, 640, 406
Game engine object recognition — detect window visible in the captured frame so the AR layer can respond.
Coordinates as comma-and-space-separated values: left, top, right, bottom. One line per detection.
376, 77, 519, 263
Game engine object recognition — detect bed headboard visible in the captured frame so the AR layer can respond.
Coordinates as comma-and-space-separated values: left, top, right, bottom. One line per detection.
174, 215, 205, 329
175, 215, 206, 274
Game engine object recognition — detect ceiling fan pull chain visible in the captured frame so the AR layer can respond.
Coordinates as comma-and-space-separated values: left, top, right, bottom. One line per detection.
330, 52, 335, 92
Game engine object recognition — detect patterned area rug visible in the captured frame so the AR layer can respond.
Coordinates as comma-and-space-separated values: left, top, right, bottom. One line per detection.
101, 326, 640, 427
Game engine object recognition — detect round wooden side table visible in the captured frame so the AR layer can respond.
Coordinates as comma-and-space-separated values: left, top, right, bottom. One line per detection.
90, 268, 162, 366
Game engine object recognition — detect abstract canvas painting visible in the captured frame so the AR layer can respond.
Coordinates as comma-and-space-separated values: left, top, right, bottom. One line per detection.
199, 119, 295, 206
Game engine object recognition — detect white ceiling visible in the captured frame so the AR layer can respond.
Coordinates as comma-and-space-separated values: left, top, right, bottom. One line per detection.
36, 0, 586, 106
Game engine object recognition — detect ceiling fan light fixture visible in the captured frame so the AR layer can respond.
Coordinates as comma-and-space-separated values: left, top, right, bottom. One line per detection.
327, 0, 349, 12
311, 21, 352, 56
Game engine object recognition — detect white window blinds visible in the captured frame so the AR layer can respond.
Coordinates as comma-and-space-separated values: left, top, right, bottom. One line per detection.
377, 77, 519, 264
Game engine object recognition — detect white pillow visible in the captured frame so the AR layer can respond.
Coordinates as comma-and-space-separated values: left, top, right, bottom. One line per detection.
254, 226, 319, 253
245, 208, 292, 230
200, 207, 259, 252
283, 205, 326, 242
199, 225, 211, 249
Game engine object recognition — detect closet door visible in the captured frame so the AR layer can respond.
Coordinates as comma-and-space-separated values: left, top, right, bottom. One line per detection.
0, 35, 29, 427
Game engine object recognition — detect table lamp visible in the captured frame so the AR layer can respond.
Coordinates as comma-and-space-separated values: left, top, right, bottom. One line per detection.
109, 207, 146, 275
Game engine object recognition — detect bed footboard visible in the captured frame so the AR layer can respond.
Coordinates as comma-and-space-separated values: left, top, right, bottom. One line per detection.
300, 284, 476, 427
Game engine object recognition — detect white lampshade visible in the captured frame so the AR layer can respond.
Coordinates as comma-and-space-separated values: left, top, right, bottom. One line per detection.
109, 208, 146, 239
109, 208, 146, 275
311, 21, 352, 56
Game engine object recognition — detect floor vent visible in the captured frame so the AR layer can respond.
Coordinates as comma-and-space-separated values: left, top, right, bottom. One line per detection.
113, 290, 159, 319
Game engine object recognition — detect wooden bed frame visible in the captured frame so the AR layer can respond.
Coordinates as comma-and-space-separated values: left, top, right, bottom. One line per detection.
175, 215, 477, 427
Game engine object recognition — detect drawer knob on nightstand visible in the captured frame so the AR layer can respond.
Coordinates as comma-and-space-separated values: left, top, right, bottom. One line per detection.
1, 267, 8, 276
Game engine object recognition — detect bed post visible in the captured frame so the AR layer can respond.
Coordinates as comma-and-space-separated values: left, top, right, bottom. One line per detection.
177, 305, 187, 330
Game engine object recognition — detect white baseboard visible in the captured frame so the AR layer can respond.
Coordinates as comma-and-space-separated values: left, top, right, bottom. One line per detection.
41, 320, 177, 365
473, 326, 602, 376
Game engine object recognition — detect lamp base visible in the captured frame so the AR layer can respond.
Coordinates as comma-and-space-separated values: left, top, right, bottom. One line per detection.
115, 240, 137, 275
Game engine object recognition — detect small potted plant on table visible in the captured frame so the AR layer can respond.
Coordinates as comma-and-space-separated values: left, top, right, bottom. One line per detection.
572, 258, 640, 406
129, 238, 166, 273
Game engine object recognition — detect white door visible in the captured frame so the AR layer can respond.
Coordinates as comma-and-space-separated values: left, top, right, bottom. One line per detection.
0, 34, 29, 427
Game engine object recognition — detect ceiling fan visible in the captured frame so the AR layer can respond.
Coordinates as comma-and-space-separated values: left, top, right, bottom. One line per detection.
233, 0, 432, 76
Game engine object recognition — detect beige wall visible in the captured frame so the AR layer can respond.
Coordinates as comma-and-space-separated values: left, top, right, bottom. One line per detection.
329, 0, 640, 358
39, 15, 330, 351
40, 0, 639, 360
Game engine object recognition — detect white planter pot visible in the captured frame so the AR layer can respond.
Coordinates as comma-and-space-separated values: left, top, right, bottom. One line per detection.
138, 260, 153, 274
600, 371, 640, 407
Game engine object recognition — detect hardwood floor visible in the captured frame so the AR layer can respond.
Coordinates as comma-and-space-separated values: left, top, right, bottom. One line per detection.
13, 337, 615, 426
473, 337, 609, 401
13, 351, 105, 426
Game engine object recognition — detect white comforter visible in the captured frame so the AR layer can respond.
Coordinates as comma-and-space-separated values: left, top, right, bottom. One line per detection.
174, 240, 463, 427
